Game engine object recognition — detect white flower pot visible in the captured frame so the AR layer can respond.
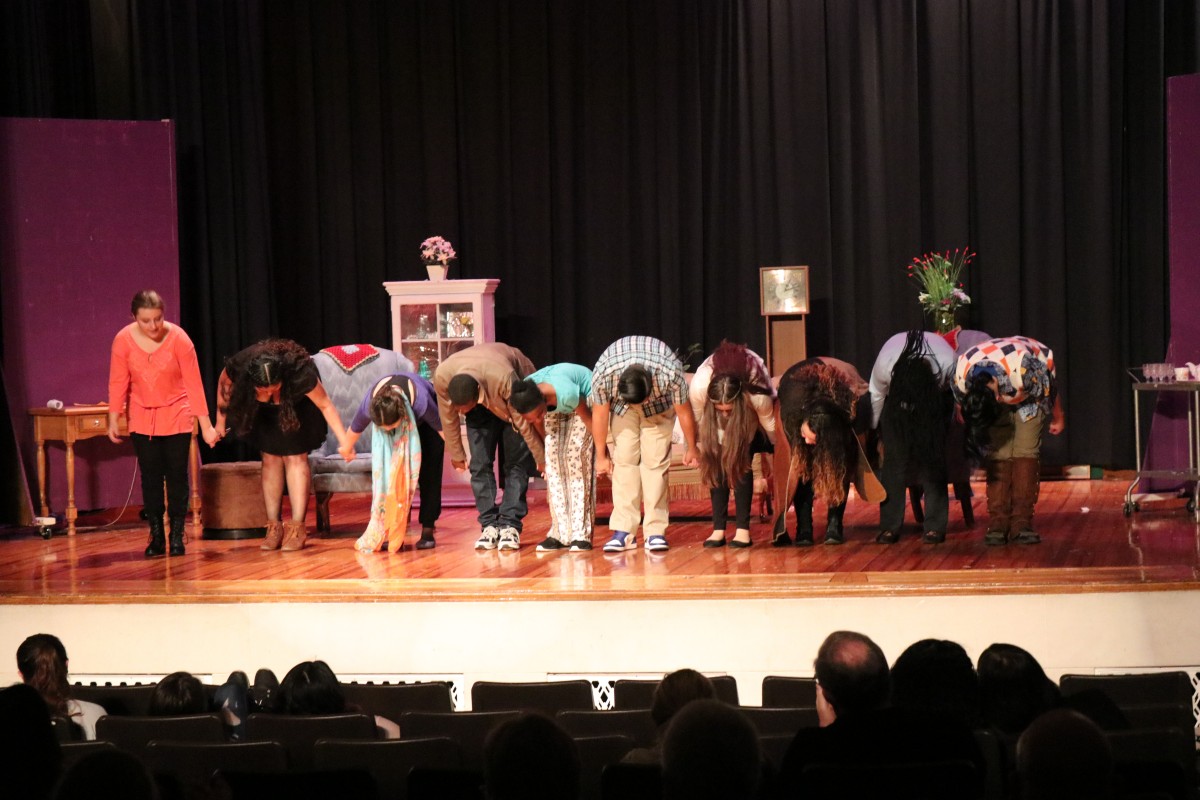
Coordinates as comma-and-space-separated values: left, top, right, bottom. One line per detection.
426, 264, 447, 281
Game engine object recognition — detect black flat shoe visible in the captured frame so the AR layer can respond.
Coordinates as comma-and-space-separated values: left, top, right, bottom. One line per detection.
876, 530, 899, 544
794, 534, 814, 547
922, 530, 946, 544
772, 533, 792, 547
703, 537, 726, 548
729, 538, 752, 549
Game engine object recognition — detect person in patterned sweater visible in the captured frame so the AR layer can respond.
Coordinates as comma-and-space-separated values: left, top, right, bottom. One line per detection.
954, 336, 1066, 545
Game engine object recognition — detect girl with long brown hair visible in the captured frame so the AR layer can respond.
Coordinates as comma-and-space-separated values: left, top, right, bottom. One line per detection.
690, 342, 775, 547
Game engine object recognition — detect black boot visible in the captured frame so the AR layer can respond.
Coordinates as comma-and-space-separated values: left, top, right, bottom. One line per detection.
794, 501, 815, 546
144, 516, 166, 558
416, 526, 436, 550
824, 502, 846, 545
168, 516, 187, 556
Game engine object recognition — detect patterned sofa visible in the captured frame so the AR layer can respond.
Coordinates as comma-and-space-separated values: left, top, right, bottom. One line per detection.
309, 345, 414, 532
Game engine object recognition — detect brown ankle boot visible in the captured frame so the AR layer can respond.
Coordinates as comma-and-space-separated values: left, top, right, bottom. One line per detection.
1010, 457, 1042, 543
261, 520, 284, 551
984, 459, 1013, 545
281, 520, 307, 551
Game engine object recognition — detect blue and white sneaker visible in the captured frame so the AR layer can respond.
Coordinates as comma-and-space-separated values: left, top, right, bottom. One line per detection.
497, 527, 521, 551
645, 535, 670, 552
603, 531, 637, 552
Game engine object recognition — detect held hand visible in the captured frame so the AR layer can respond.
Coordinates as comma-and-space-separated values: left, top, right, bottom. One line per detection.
452, 459, 468, 473
201, 427, 220, 448
215, 422, 227, 442
595, 453, 612, 477
338, 443, 356, 463
681, 445, 699, 468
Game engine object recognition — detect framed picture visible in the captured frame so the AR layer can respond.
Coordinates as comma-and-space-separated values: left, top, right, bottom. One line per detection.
760, 266, 809, 315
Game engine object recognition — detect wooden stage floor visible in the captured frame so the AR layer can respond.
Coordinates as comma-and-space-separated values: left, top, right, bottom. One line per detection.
2, 477, 1198, 605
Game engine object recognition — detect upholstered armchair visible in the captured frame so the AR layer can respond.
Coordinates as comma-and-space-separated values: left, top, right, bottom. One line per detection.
309, 345, 414, 532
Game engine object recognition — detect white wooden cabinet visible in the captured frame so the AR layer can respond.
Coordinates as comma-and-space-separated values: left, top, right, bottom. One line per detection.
384, 279, 499, 377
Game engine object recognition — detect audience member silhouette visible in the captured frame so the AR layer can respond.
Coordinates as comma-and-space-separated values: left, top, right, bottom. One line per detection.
483, 713, 581, 800
0, 684, 61, 800
147, 671, 209, 716
775, 630, 982, 798
275, 660, 399, 738
977, 643, 1061, 737
890, 638, 982, 728
622, 668, 716, 764
16, 633, 106, 740
53, 750, 160, 800
1016, 709, 1114, 800
661, 698, 761, 800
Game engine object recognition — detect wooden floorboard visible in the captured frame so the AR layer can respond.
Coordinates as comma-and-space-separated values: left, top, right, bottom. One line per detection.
1, 478, 1197, 603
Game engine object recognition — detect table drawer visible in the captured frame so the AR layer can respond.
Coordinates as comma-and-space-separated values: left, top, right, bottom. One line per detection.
74, 415, 108, 434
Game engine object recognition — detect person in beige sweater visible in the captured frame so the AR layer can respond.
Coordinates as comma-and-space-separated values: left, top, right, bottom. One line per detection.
434, 342, 545, 551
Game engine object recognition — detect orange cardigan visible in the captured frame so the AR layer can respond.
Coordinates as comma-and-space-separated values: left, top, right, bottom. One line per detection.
108, 323, 210, 436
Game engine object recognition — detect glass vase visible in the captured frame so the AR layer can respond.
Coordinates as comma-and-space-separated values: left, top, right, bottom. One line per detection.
930, 308, 958, 334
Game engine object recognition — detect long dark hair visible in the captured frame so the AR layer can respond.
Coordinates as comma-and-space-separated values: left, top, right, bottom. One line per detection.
369, 378, 417, 427
16, 633, 72, 716
961, 369, 1002, 459
223, 339, 313, 436
779, 360, 858, 505
884, 331, 949, 471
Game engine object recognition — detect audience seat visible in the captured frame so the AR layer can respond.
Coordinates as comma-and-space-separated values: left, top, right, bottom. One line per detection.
340, 681, 455, 720
612, 675, 739, 709
1107, 727, 1197, 800
59, 741, 118, 772
738, 706, 817, 738
556, 709, 659, 748
399, 711, 520, 771
761, 675, 818, 708
217, 768, 377, 800
574, 734, 637, 800
406, 766, 484, 800
1058, 672, 1194, 708
244, 712, 377, 770
799, 758, 981, 799
144, 740, 288, 785
600, 761, 662, 800
50, 714, 85, 743
94, 713, 225, 761
314, 736, 462, 800
470, 679, 595, 715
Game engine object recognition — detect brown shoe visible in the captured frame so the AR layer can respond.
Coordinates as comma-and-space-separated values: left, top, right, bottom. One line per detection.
261, 520, 284, 551
281, 520, 307, 551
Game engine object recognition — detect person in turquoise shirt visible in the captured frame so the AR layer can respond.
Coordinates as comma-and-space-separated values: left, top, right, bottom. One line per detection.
510, 363, 596, 551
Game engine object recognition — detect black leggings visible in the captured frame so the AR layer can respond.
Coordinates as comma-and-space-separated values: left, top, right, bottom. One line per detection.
710, 429, 774, 530
131, 432, 191, 520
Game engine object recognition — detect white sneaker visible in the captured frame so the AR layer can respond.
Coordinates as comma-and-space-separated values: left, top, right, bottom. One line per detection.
474, 525, 500, 550
497, 527, 521, 551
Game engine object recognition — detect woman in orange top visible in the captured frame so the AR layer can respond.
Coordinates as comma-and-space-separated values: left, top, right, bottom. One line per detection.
108, 290, 218, 558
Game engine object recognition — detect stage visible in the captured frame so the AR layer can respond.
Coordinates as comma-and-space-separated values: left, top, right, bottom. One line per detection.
2, 477, 1199, 709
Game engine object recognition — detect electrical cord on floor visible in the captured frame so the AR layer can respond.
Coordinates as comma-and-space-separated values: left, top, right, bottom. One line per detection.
72, 460, 140, 533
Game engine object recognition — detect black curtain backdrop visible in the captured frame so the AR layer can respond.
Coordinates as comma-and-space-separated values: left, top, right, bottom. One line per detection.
3, 0, 1196, 469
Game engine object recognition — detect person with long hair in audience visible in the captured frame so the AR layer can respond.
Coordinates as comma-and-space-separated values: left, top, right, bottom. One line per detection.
215, 339, 351, 552
108, 289, 219, 559
16, 634, 106, 741
954, 336, 1065, 545
341, 371, 443, 553
275, 660, 398, 738
689, 342, 776, 548
509, 364, 597, 551
772, 357, 873, 546
868, 330, 958, 544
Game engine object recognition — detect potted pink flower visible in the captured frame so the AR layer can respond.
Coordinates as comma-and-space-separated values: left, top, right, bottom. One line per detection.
420, 236, 457, 281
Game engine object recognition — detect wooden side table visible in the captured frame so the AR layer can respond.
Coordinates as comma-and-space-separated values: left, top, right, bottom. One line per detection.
28, 404, 201, 535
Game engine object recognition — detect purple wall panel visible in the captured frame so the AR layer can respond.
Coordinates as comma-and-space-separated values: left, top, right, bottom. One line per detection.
1144, 76, 1200, 486
0, 118, 179, 514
